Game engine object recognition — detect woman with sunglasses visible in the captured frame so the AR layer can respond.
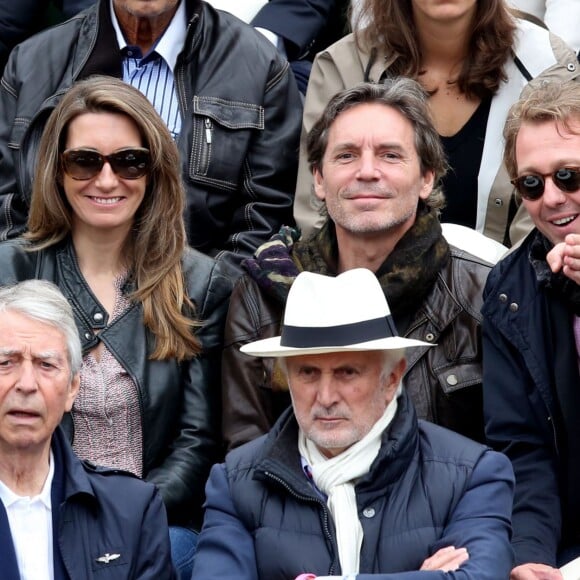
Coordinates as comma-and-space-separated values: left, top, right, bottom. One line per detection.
294, 0, 580, 247
0, 75, 233, 578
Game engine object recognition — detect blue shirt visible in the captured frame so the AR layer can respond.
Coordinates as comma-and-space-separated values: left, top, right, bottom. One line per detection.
110, 0, 186, 140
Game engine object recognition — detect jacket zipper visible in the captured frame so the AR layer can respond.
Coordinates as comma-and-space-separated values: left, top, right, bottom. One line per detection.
264, 470, 337, 575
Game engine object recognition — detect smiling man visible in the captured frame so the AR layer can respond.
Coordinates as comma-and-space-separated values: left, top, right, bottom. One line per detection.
0, 280, 174, 580
222, 79, 493, 451
483, 81, 580, 580
194, 268, 514, 579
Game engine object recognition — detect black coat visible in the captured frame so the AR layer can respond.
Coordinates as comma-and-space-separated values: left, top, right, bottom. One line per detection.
0, 0, 302, 272
483, 230, 580, 566
0, 238, 233, 527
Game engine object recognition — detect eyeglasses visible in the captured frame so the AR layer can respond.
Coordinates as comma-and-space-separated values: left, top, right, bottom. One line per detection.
510, 167, 580, 201
61, 147, 151, 180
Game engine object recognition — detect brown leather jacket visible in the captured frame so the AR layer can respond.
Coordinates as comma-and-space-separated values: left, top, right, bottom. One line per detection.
222, 245, 491, 450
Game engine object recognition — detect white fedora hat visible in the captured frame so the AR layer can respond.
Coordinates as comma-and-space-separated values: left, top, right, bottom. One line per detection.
240, 268, 432, 357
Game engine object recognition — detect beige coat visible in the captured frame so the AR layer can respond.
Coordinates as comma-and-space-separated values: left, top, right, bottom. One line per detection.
295, 19, 580, 245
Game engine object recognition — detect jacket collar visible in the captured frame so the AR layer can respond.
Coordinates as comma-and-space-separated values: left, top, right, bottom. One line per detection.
254, 390, 419, 500
51, 426, 96, 504
79, 0, 203, 79
482, 231, 556, 412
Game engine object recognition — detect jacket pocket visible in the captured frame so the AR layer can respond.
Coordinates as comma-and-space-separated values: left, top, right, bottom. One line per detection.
436, 362, 482, 395
435, 361, 484, 442
189, 96, 264, 189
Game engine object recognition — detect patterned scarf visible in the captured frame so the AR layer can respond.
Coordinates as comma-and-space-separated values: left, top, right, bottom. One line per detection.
244, 204, 450, 315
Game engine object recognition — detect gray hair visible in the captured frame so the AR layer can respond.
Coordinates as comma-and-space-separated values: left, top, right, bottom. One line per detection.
306, 78, 448, 211
0, 280, 82, 376
379, 349, 405, 398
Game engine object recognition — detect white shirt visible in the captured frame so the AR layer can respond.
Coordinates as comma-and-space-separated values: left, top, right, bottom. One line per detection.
0, 452, 55, 580
508, 0, 580, 51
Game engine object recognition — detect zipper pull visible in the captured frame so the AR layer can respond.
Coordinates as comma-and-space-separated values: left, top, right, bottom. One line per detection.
205, 118, 212, 144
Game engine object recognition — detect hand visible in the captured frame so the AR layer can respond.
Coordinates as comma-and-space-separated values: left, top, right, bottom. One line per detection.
420, 546, 469, 572
510, 563, 563, 579
546, 234, 580, 284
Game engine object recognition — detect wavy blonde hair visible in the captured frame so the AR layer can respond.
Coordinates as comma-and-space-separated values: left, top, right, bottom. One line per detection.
26, 76, 200, 361
503, 81, 580, 180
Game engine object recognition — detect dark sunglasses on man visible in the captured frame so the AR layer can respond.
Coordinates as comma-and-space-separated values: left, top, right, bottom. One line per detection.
61, 147, 151, 180
511, 167, 580, 201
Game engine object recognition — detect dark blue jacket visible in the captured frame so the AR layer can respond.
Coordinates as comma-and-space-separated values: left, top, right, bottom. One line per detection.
193, 390, 514, 579
0, 427, 174, 579
251, 0, 344, 60
482, 231, 579, 566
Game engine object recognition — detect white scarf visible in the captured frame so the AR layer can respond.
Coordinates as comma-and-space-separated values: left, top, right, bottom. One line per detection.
298, 390, 400, 575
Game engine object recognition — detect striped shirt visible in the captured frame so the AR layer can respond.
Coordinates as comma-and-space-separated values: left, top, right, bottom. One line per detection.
110, 0, 186, 140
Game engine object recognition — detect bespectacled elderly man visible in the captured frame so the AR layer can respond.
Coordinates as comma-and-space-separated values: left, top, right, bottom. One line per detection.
483, 80, 580, 580
0, 280, 174, 580
193, 268, 515, 580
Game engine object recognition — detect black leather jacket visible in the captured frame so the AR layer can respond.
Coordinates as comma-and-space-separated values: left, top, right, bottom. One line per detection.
0, 238, 233, 528
223, 245, 491, 449
0, 0, 302, 272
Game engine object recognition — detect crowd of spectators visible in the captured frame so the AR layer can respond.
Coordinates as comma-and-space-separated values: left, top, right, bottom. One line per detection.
0, 0, 579, 579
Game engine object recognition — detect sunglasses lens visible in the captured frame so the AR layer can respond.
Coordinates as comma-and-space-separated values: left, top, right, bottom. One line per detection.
518, 175, 544, 200
62, 150, 104, 180
554, 168, 580, 192
62, 148, 150, 180
109, 149, 150, 179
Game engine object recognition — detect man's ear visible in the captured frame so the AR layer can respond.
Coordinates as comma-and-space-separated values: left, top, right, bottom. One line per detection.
419, 169, 435, 201
313, 166, 326, 202
390, 358, 407, 387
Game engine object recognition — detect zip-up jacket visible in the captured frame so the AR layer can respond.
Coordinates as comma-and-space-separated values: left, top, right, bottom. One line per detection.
0, 427, 175, 580
194, 390, 514, 579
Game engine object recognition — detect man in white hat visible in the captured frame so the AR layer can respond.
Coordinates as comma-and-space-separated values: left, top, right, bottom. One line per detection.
222, 78, 492, 451
193, 268, 514, 580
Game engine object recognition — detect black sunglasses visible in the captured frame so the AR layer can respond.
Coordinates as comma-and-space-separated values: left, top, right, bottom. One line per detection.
510, 167, 580, 201
61, 147, 151, 180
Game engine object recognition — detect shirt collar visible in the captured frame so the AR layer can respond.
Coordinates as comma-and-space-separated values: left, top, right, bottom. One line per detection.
110, 0, 187, 70
0, 451, 55, 509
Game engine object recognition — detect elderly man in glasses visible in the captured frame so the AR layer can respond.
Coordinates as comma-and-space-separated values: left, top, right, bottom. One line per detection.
483, 81, 580, 580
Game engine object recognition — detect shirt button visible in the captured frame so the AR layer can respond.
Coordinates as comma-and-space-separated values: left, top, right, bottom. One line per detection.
362, 507, 375, 518
446, 374, 458, 386
84, 332, 92, 340
494, 198, 503, 206
93, 312, 103, 322
509, 302, 519, 312
568, 62, 576, 72
425, 332, 435, 342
